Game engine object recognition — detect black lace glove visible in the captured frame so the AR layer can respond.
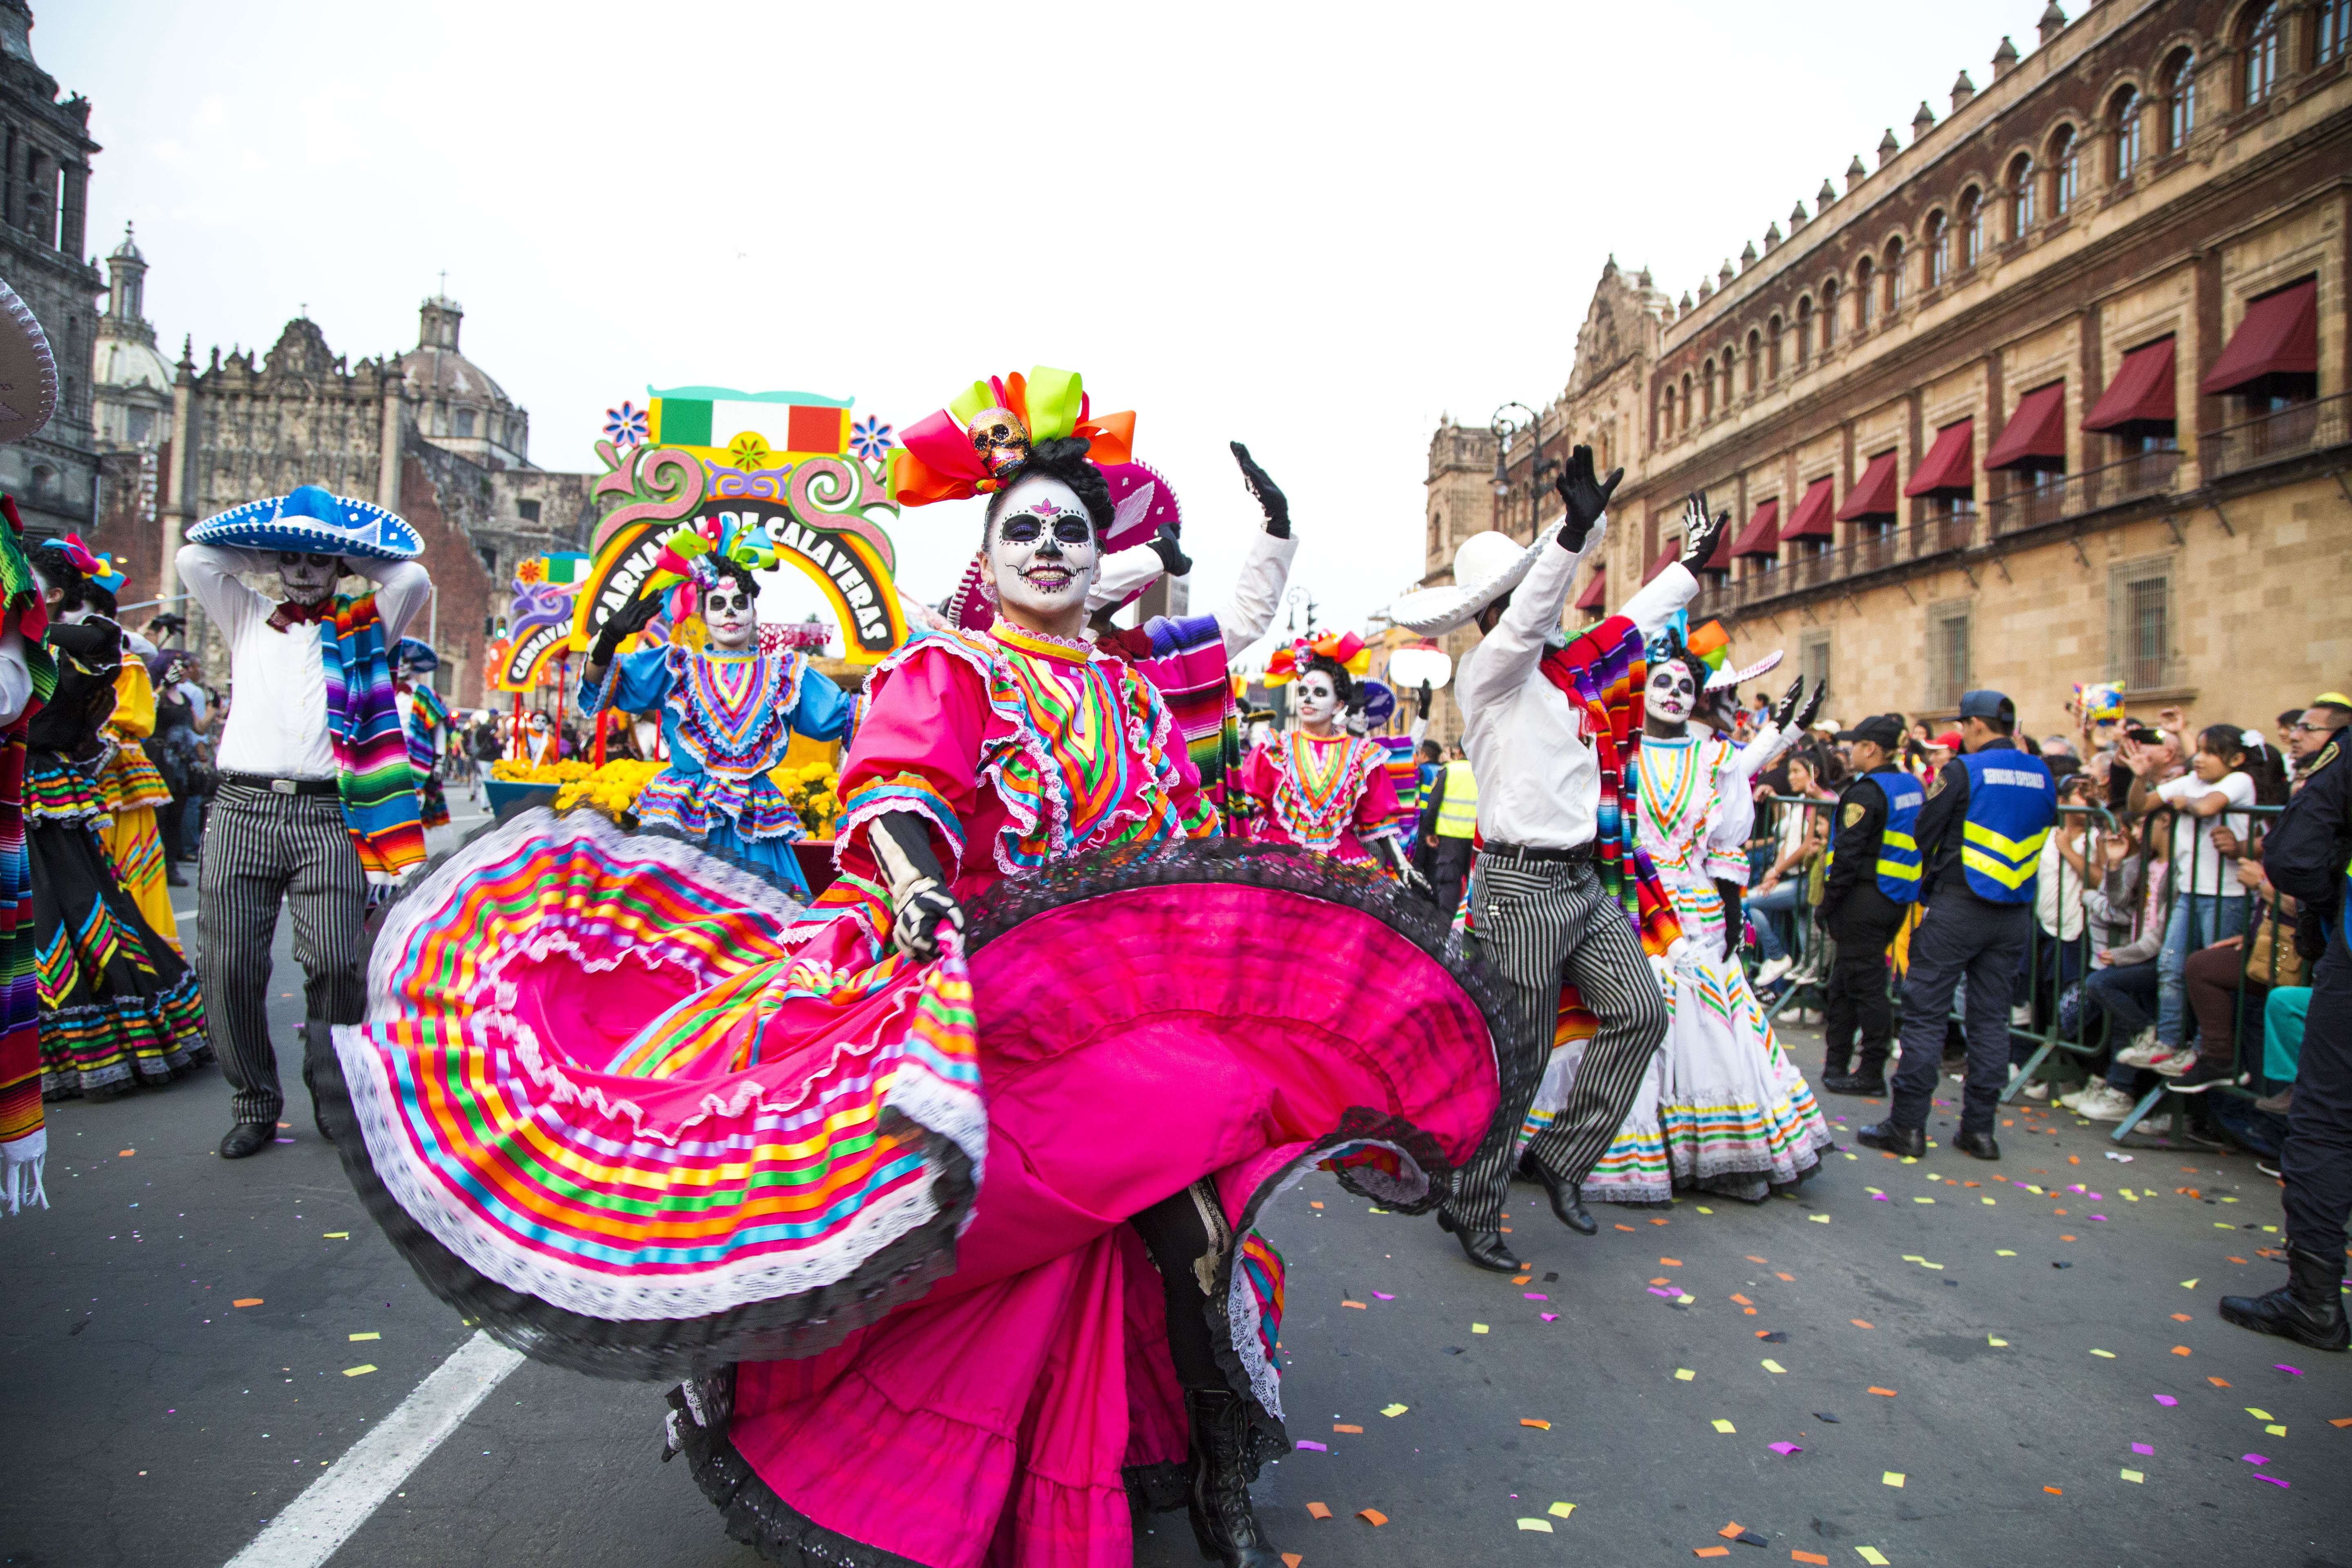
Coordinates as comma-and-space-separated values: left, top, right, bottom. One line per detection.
1679, 490, 1731, 573
1416, 679, 1433, 722
1770, 675, 1806, 732
869, 811, 967, 961
1230, 441, 1290, 539
1148, 522, 1192, 578
592, 592, 664, 668
1553, 444, 1624, 553
1789, 680, 1825, 736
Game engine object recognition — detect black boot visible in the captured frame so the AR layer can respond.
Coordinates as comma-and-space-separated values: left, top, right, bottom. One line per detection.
1855, 1121, 1925, 1157
1184, 1388, 1283, 1568
1519, 1152, 1597, 1235
1436, 1209, 1522, 1272
2219, 1247, 2350, 1352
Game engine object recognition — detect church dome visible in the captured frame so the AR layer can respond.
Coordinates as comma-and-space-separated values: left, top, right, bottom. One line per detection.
396, 294, 528, 466
92, 332, 169, 394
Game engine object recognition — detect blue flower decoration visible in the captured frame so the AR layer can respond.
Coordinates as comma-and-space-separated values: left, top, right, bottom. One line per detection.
850, 415, 895, 462
604, 401, 649, 447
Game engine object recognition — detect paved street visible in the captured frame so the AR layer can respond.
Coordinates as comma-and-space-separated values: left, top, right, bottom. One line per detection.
6, 808, 2347, 1567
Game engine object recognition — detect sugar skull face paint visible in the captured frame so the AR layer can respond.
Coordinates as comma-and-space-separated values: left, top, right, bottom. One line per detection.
275, 551, 342, 604
984, 474, 1099, 621
1293, 668, 1343, 729
1647, 661, 1698, 724
701, 579, 757, 651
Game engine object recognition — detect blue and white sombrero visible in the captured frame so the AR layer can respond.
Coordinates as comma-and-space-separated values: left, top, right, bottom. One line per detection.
394, 637, 439, 672
187, 484, 423, 561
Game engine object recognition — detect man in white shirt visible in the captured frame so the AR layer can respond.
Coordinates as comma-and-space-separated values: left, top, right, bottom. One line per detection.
178, 489, 430, 1161
1391, 450, 1723, 1272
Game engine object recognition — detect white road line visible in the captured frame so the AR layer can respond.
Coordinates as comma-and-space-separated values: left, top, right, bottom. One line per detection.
222, 1331, 525, 1568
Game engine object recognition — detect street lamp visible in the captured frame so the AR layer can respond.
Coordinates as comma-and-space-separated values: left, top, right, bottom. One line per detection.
1490, 401, 1562, 542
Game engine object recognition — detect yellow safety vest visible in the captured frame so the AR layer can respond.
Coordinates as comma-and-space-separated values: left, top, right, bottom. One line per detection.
1435, 760, 1479, 838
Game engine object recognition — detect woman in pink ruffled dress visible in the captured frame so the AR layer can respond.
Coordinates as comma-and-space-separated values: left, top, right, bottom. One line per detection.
314, 370, 1501, 1568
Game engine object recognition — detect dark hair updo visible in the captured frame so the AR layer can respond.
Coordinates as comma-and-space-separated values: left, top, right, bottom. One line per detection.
980, 436, 1117, 546
1297, 652, 1356, 703
29, 539, 90, 613
700, 557, 761, 601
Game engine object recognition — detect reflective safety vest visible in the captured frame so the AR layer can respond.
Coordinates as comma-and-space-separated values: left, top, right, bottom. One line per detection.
1435, 760, 1479, 838
1957, 749, 2056, 903
1875, 771, 1925, 903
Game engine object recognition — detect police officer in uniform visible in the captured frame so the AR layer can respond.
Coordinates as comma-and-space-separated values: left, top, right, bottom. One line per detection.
2221, 697, 2352, 1351
1860, 689, 2054, 1161
1418, 747, 1479, 922
1818, 714, 1922, 1095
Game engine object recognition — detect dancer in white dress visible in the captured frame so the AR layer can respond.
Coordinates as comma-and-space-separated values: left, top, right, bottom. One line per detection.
1524, 632, 1834, 1203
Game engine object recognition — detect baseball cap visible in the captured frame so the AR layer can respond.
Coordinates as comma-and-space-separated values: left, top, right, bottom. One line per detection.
1931, 730, 1964, 750
2310, 690, 2352, 711
1957, 688, 2017, 725
1835, 714, 1905, 749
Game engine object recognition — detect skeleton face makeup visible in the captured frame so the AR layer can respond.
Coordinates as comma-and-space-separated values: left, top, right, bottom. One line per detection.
701, 578, 757, 651
1646, 662, 1698, 726
1293, 668, 1343, 729
984, 474, 1100, 621
276, 551, 342, 604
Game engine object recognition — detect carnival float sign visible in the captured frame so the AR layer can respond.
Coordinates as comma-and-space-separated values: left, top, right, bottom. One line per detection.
577, 387, 907, 663
488, 552, 590, 693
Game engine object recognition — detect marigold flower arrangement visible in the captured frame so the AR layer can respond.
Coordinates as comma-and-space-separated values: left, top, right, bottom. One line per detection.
555, 759, 665, 817
490, 758, 595, 784
774, 760, 842, 837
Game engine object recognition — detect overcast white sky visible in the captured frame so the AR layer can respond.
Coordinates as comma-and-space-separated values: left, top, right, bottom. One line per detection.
46, 0, 2049, 652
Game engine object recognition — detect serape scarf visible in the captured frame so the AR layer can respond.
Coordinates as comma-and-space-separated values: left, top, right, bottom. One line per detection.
0, 496, 52, 1212
320, 592, 424, 885
1535, 612, 1682, 1043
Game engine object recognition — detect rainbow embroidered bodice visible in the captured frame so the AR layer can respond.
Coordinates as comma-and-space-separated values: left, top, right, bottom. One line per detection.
1261, 731, 1386, 858
667, 646, 804, 777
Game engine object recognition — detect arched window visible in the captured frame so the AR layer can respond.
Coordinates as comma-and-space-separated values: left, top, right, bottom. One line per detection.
1745, 330, 1762, 393
2163, 49, 2198, 150
1679, 372, 1693, 432
1958, 187, 1983, 268
1855, 258, 1875, 329
2049, 125, 2078, 216
1796, 296, 1814, 363
1884, 239, 1905, 312
2008, 152, 2038, 236
1702, 358, 1716, 419
1723, 346, 1740, 404
2244, 3, 2280, 105
1820, 278, 1839, 347
1924, 211, 1948, 287
1767, 313, 1784, 380
2322, 0, 2351, 64
1658, 386, 1674, 446
2111, 87, 2142, 181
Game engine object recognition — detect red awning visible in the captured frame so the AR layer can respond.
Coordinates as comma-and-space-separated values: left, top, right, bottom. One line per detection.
2201, 277, 2318, 395
1985, 383, 2068, 472
2084, 336, 2177, 432
1903, 417, 1976, 497
1642, 538, 1682, 585
1731, 498, 1781, 558
1574, 564, 1607, 611
1835, 451, 1900, 522
1780, 475, 1837, 539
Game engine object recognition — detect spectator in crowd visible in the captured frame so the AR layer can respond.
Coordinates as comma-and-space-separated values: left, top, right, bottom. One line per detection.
469, 716, 502, 798
2013, 772, 2095, 1031
2064, 828, 2170, 1120
2288, 694, 2351, 774
1926, 728, 1962, 772
2170, 851, 2303, 1095
2123, 725, 2288, 1071
2042, 734, 2080, 761
1744, 751, 1831, 985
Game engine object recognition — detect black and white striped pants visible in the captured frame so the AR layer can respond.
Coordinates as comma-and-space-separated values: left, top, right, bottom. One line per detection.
196, 784, 369, 1125
1448, 853, 1669, 1232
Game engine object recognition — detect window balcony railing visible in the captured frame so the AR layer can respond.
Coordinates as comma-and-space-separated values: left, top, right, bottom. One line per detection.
1690, 515, 1975, 617
1985, 447, 2185, 535
2202, 391, 2348, 481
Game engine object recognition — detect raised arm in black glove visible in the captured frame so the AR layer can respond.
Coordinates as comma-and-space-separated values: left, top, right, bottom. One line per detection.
867, 811, 967, 961
1416, 679, 1433, 722
1147, 521, 1192, 579
1229, 441, 1290, 539
1769, 675, 1806, 732
1552, 443, 1623, 553
1788, 679, 1825, 737
1679, 490, 1731, 572
589, 590, 665, 672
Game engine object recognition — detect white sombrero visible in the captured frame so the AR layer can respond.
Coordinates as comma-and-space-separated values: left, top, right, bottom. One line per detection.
188, 483, 423, 560
0, 276, 57, 448
1385, 529, 1550, 637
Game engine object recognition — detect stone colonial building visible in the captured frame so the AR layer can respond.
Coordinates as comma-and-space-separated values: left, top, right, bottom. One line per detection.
1422, 0, 2351, 745
85, 285, 597, 708
0, 0, 99, 538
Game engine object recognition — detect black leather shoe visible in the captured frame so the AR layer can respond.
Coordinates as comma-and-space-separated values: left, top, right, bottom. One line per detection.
1952, 1129, 2001, 1161
218, 1122, 276, 1159
1520, 1154, 1598, 1235
1822, 1073, 1888, 1097
1183, 1389, 1284, 1567
1855, 1121, 1926, 1158
2219, 1248, 2350, 1352
1437, 1209, 1523, 1273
